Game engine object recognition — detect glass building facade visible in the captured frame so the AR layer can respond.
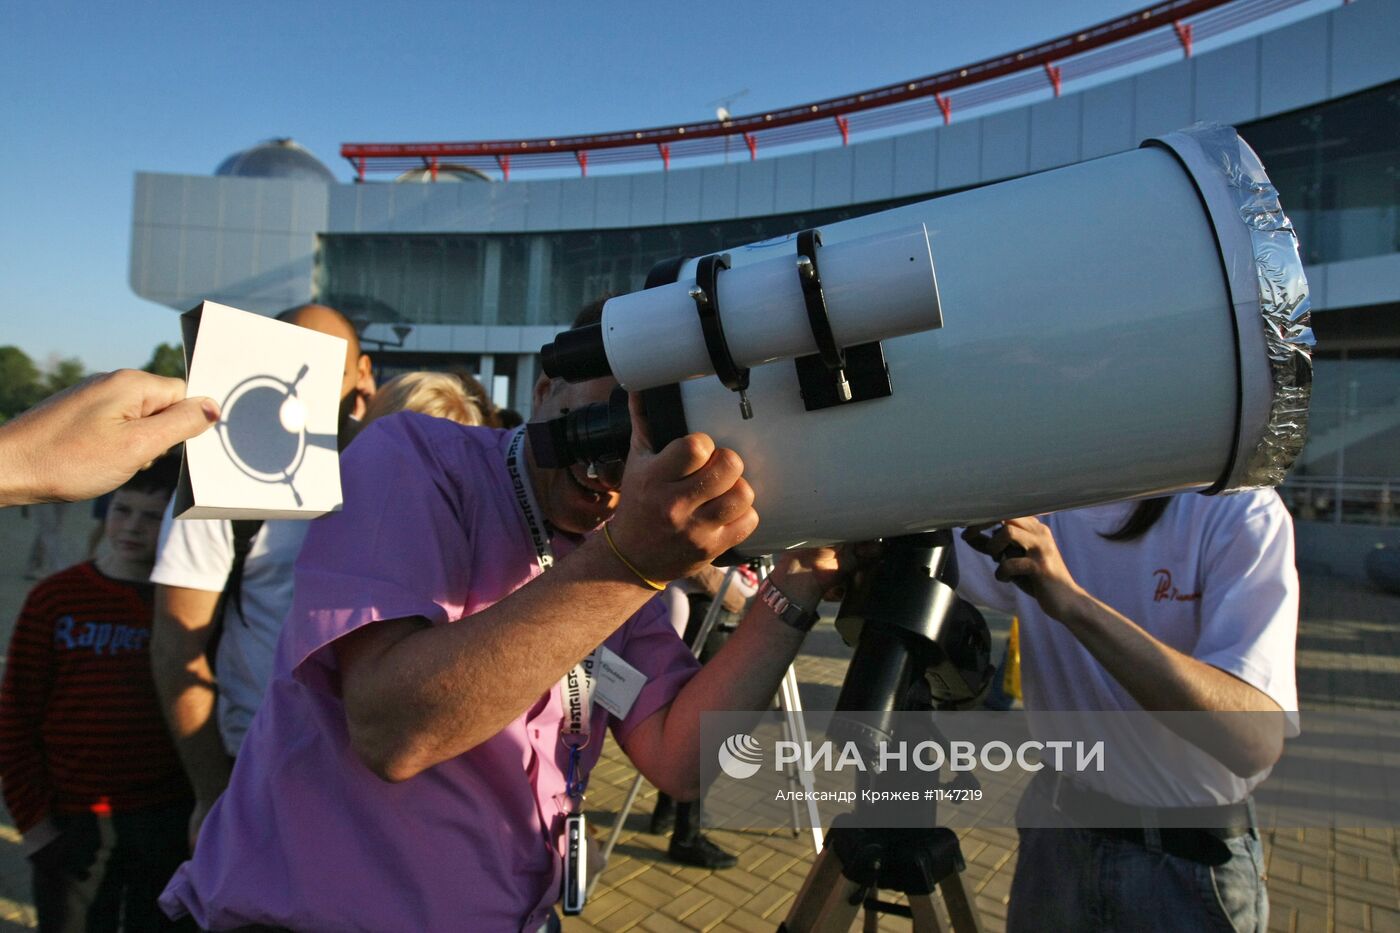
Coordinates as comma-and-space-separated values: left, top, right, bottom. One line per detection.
316, 81, 1400, 329
313, 82, 1400, 526
316, 198, 925, 327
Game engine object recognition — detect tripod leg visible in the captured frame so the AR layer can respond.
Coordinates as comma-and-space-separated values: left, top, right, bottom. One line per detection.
782, 846, 864, 933
778, 665, 824, 853
936, 872, 983, 933
776, 694, 804, 834
687, 567, 734, 658
587, 772, 645, 899
907, 894, 947, 933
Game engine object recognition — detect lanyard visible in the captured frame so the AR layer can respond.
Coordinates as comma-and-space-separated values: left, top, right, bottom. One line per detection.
504, 428, 594, 803
505, 426, 555, 571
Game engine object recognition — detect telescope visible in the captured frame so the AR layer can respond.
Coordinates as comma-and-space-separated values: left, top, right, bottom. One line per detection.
532, 123, 1313, 556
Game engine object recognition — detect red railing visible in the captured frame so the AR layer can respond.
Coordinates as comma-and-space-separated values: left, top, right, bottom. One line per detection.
342, 0, 1315, 180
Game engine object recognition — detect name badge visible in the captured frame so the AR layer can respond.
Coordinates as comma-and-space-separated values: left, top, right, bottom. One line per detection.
592, 646, 647, 721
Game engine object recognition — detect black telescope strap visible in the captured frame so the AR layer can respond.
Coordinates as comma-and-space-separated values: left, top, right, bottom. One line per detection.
796, 229, 844, 371
639, 254, 691, 453
645, 255, 689, 290
691, 253, 749, 394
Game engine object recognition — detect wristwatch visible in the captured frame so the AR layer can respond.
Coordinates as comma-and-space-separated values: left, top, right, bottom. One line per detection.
758, 577, 820, 633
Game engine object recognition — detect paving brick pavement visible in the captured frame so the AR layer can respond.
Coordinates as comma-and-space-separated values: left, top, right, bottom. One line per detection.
0, 507, 1396, 931
578, 576, 1400, 933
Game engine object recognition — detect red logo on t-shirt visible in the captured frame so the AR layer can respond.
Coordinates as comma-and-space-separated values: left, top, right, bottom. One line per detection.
1152, 569, 1202, 603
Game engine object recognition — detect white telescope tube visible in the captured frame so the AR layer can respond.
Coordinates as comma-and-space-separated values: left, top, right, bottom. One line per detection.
635, 124, 1311, 556
600, 225, 941, 390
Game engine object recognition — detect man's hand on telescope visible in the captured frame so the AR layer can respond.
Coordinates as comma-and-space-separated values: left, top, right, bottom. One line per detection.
768, 540, 880, 613
961, 518, 1087, 621
605, 394, 758, 584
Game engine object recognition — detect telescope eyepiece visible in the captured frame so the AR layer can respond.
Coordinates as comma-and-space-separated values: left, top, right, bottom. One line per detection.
539, 323, 613, 383
526, 386, 632, 472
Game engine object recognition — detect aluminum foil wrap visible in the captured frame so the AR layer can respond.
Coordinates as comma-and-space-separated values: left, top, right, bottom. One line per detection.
1198, 123, 1314, 489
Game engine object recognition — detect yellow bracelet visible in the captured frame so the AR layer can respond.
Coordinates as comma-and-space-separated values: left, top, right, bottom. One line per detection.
602, 523, 666, 591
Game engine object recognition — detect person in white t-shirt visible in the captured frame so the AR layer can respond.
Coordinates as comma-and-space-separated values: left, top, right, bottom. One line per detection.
956, 489, 1298, 933
149, 303, 374, 848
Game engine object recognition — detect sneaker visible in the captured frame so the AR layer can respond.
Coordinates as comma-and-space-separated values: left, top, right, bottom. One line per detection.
668, 833, 738, 870
649, 799, 675, 835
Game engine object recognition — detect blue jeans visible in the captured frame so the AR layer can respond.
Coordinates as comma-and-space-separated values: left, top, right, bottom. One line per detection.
1007, 824, 1267, 932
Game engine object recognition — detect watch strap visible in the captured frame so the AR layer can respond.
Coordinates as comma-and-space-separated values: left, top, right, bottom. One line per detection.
758, 577, 820, 633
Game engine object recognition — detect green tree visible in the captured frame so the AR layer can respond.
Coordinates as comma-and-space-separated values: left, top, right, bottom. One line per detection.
43, 357, 87, 395
0, 346, 43, 423
144, 343, 186, 379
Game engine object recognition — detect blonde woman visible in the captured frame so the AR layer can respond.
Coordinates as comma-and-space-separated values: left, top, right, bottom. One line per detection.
359, 372, 485, 431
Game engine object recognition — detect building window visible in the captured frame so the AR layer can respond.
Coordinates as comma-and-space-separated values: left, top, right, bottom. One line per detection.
1241, 81, 1400, 266
1281, 349, 1400, 525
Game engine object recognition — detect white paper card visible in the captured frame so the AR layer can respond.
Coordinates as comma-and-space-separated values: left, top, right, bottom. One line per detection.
592, 646, 647, 721
174, 301, 345, 520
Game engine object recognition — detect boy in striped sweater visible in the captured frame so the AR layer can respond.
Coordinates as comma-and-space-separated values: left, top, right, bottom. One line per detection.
0, 455, 193, 932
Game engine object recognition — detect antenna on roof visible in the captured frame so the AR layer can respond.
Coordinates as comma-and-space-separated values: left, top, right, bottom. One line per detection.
707, 88, 750, 123
707, 89, 750, 163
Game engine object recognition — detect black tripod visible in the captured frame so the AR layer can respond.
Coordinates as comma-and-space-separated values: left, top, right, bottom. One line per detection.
781, 531, 991, 933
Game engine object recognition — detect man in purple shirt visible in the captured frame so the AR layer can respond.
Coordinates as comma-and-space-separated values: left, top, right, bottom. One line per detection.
161, 310, 852, 931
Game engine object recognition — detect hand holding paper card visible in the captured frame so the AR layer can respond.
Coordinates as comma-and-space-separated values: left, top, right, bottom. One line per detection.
174, 301, 345, 519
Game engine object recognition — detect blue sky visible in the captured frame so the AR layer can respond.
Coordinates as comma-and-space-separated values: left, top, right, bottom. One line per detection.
0, 0, 1331, 373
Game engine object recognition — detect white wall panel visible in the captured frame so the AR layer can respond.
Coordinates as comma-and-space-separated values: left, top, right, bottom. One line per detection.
892, 128, 938, 197
1029, 96, 1081, 173
735, 158, 777, 217
557, 178, 597, 230
1081, 80, 1135, 159
486, 184, 529, 231
216, 232, 256, 292
128, 222, 151, 295
852, 137, 896, 204
145, 227, 184, 293
628, 172, 666, 227
700, 165, 740, 221
253, 232, 295, 282
1330, 0, 1400, 97
290, 184, 329, 234
182, 178, 222, 228
1133, 61, 1193, 140
257, 181, 295, 232
1259, 18, 1328, 116
936, 121, 980, 190
420, 186, 466, 231
981, 108, 1030, 181
148, 175, 187, 228
523, 179, 563, 231
663, 167, 703, 223
773, 152, 815, 214
221, 179, 261, 231
132, 175, 154, 226
812, 147, 855, 208
594, 175, 634, 228
353, 186, 394, 231
1193, 40, 1260, 127
179, 230, 220, 296
327, 188, 357, 232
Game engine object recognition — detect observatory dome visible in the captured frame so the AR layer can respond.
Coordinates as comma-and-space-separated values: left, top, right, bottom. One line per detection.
395, 163, 492, 183
215, 139, 336, 183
